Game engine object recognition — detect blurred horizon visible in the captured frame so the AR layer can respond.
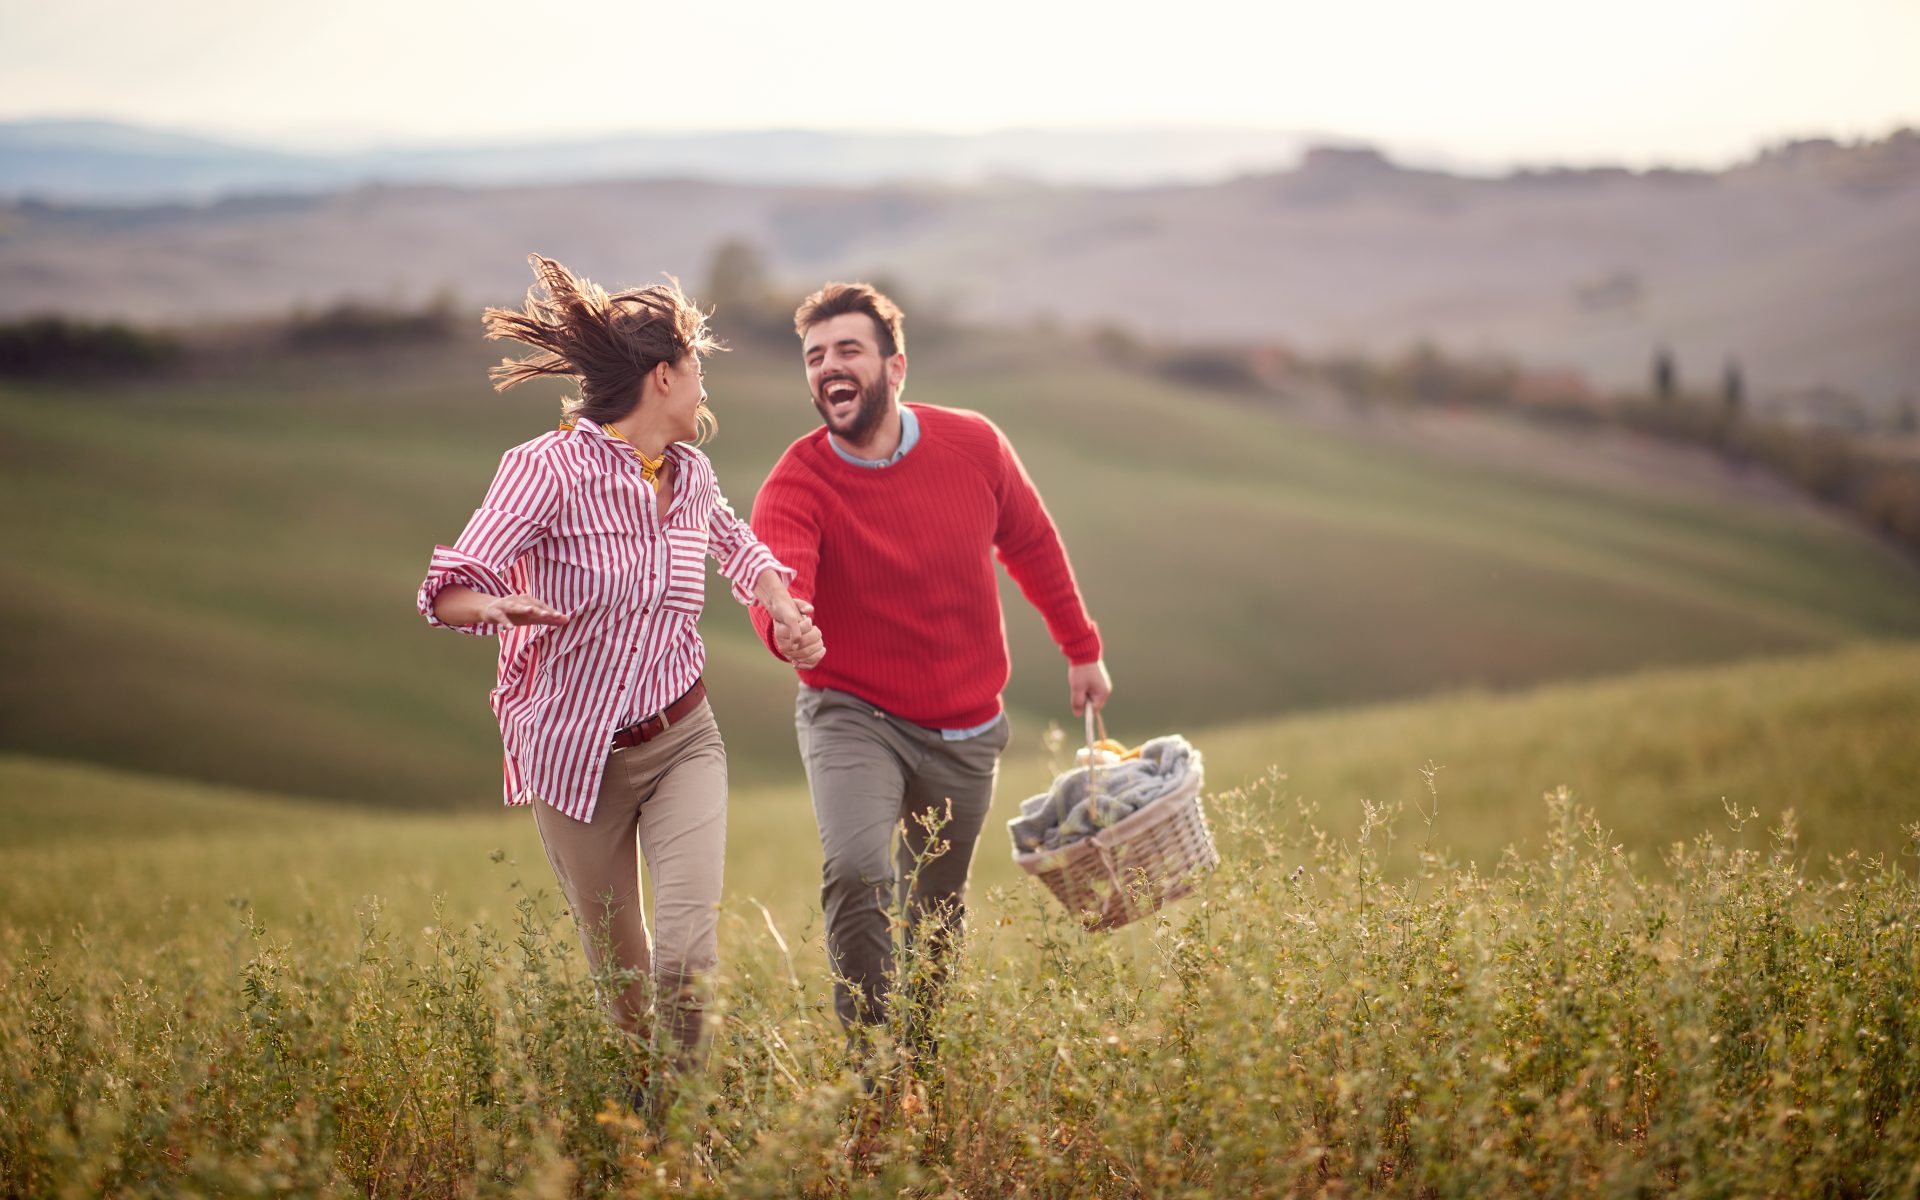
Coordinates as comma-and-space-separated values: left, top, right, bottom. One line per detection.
5, 115, 1919, 204
5, 0, 1917, 171
7, 113, 1917, 179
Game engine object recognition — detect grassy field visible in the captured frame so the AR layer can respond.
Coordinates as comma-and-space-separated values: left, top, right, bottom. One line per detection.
5, 332, 1920, 809
4, 644, 1917, 1196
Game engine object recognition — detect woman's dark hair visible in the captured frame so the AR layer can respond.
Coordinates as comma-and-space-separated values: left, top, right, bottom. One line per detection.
483, 254, 722, 437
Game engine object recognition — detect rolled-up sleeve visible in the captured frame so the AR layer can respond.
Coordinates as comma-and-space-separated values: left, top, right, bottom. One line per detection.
417, 445, 562, 635
709, 488, 792, 606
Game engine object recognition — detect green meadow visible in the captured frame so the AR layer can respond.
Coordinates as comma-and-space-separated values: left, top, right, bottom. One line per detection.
5, 333, 1919, 810
6, 332, 1920, 1195
4, 643, 1918, 1195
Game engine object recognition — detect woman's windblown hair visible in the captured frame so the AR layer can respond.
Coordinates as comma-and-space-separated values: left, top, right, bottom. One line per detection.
483, 254, 722, 437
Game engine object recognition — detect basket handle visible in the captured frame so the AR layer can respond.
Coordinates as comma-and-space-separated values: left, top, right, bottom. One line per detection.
1084, 705, 1108, 753
1081, 705, 1136, 908
1083, 705, 1110, 800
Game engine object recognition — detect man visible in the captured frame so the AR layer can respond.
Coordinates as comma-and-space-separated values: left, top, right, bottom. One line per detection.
750, 282, 1111, 1040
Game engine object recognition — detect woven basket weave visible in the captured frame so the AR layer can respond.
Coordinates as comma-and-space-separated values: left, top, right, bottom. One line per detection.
1012, 711, 1219, 932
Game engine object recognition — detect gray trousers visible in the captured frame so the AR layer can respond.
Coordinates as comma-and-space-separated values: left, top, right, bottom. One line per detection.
795, 686, 1010, 1030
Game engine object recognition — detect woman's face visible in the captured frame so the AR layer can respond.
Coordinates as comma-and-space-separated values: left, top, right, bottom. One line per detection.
662, 353, 707, 441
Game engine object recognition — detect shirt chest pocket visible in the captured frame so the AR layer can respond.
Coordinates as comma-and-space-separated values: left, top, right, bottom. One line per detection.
659, 526, 709, 617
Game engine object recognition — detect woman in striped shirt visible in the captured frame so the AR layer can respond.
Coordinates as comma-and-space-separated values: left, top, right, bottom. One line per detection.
417, 255, 823, 1062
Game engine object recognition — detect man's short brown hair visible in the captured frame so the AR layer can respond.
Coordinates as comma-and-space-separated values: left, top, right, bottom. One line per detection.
793, 282, 905, 358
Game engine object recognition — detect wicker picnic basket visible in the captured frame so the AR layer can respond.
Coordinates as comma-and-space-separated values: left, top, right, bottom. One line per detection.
1012, 710, 1220, 932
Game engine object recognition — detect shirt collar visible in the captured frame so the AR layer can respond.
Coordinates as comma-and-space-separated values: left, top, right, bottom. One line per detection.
568, 416, 684, 464
567, 415, 615, 443
828, 404, 919, 469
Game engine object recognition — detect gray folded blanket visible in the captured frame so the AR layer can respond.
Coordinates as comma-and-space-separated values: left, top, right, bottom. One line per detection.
1008, 735, 1199, 854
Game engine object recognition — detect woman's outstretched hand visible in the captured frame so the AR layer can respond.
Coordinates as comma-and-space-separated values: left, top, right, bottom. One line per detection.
431, 585, 569, 630
478, 593, 571, 629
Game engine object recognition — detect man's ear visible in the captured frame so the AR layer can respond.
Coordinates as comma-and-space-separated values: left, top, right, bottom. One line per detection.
889, 353, 908, 394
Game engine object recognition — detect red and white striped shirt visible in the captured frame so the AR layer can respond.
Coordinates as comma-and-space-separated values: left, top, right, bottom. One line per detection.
417, 418, 790, 822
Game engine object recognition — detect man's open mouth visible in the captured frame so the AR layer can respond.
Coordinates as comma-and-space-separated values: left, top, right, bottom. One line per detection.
822, 377, 860, 417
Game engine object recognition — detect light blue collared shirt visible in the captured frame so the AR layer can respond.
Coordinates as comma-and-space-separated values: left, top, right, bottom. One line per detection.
827, 404, 919, 468
939, 713, 1005, 741
824, 406, 997, 741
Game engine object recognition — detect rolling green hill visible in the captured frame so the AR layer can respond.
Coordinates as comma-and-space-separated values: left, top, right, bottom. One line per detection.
5, 333, 1919, 807
6, 641, 1916, 951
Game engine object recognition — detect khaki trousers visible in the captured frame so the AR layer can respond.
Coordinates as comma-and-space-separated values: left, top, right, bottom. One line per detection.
795, 686, 1010, 1031
532, 699, 727, 1053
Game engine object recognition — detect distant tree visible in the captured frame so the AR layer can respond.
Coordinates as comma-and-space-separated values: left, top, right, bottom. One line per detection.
1397, 342, 1450, 406
1090, 322, 1142, 365
0, 315, 180, 377
1723, 358, 1745, 417
285, 298, 456, 350
1313, 353, 1381, 414
1157, 345, 1263, 392
1897, 395, 1918, 435
424, 285, 462, 326
704, 239, 799, 344
1653, 345, 1676, 403
705, 240, 772, 315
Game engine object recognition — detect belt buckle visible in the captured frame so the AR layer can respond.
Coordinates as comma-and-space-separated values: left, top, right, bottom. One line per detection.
611, 682, 697, 752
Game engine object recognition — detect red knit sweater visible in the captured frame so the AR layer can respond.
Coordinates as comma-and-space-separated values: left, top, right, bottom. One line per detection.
749, 404, 1101, 729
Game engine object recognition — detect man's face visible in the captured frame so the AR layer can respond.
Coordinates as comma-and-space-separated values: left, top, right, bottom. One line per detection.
802, 312, 902, 445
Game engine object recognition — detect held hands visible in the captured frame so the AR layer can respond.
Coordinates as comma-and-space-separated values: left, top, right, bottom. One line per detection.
771, 598, 826, 669
754, 570, 824, 669
478, 593, 570, 628
1068, 658, 1113, 717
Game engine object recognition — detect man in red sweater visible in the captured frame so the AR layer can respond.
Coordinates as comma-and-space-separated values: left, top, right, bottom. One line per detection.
750, 282, 1111, 1040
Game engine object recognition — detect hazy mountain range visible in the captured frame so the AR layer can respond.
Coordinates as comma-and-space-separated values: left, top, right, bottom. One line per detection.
2, 123, 1915, 408
0, 119, 1331, 200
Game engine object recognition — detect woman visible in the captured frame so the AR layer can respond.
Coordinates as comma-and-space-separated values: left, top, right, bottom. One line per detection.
417, 255, 823, 1059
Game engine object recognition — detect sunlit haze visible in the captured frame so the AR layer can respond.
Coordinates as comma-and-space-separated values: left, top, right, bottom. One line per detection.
3, 0, 1917, 167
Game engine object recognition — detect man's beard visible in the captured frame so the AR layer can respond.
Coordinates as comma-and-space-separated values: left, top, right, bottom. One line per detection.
813, 370, 892, 446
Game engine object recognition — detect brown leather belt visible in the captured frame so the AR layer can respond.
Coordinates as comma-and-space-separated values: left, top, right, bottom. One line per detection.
609, 679, 707, 751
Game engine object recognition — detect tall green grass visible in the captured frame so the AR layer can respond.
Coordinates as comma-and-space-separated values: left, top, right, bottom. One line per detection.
4, 782, 1914, 1196
4, 643, 1918, 1194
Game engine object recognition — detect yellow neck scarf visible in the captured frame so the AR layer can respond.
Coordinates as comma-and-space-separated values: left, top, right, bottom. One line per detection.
562, 419, 666, 483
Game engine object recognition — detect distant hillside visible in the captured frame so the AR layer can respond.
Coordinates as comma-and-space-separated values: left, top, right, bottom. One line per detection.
2, 129, 1915, 409
4, 334, 1918, 809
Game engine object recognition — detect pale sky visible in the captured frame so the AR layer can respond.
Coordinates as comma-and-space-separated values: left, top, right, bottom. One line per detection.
3, 0, 1916, 167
